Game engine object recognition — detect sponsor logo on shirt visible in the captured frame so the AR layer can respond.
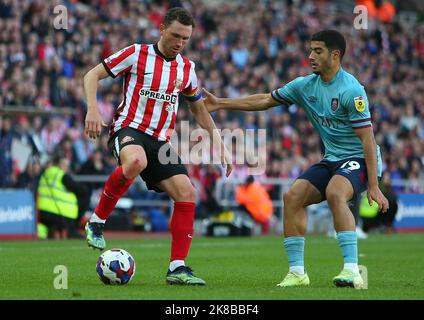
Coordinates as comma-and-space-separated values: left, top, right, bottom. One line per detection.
310, 110, 348, 129
354, 96, 366, 112
139, 89, 178, 104
308, 96, 317, 102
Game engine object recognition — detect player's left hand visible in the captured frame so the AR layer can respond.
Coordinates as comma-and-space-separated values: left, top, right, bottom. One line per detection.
367, 186, 389, 213
202, 88, 220, 112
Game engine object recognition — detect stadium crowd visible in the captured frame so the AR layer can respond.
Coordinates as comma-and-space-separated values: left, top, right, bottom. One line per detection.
0, 0, 423, 217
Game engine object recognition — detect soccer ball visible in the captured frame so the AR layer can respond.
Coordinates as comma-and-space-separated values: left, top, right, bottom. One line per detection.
96, 248, 136, 285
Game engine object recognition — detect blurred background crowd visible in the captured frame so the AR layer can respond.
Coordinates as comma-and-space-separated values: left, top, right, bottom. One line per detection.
0, 0, 423, 221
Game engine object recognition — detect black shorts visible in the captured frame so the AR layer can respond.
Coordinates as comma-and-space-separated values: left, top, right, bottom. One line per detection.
108, 127, 188, 192
297, 157, 369, 200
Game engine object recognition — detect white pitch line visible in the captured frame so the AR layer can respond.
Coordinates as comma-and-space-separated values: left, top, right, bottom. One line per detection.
0, 240, 267, 251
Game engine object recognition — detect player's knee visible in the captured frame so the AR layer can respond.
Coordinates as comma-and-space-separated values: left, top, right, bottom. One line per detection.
325, 188, 343, 206
283, 190, 304, 209
122, 157, 146, 179
174, 184, 196, 202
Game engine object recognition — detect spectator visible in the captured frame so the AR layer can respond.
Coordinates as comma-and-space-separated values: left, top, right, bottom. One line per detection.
201, 164, 222, 218
37, 154, 89, 239
0, 0, 422, 218
14, 157, 42, 191
78, 149, 107, 192
407, 158, 424, 193
0, 116, 14, 187
235, 175, 273, 234
360, 172, 399, 233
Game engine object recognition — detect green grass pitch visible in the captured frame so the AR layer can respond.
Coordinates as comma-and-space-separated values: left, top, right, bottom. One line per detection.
0, 233, 423, 300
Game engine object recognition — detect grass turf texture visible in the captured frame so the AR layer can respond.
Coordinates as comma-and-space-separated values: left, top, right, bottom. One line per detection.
0, 233, 423, 300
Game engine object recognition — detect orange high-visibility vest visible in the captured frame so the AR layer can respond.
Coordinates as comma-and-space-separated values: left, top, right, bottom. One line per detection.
236, 182, 273, 223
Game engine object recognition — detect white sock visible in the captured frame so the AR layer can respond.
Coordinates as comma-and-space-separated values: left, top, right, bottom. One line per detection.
90, 213, 106, 224
344, 263, 359, 273
169, 260, 185, 272
289, 266, 305, 275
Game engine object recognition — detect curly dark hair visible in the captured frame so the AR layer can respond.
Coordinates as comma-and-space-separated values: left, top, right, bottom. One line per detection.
311, 30, 346, 60
163, 7, 195, 28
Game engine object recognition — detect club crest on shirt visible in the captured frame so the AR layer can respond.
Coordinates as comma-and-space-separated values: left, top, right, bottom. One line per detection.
331, 98, 339, 111
174, 79, 183, 89
354, 96, 366, 112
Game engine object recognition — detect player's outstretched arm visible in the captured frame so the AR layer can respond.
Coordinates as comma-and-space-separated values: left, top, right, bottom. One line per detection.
202, 88, 279, 112
354, 126, 389, 213
83, 63, 110, 139
188, 98, 233, 177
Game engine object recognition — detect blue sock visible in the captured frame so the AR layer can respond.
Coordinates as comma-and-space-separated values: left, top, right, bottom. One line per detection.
284, 237, 305, 268
336, 231, 358, 264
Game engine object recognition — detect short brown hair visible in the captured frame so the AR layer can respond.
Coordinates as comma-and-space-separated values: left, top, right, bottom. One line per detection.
163, 7, 195, 28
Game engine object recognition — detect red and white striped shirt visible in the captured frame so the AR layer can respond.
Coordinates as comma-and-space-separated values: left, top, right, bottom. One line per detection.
102, 43, 203, 141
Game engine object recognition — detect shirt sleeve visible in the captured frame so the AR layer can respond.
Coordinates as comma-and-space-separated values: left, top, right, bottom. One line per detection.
271, 76, 305, 106
181, 62, 203, 102
102, 44, 137, 78
343, 85, 372, 129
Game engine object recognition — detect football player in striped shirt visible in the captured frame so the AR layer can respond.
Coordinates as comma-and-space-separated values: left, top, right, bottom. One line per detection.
203, 30, 389, 288
83, 7, 232, 286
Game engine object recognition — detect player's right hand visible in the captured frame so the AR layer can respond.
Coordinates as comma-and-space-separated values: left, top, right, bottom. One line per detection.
367, 185, 389, 213
85, 109, 108, 139
202, 88, 220, 112
220, 141, 233, 177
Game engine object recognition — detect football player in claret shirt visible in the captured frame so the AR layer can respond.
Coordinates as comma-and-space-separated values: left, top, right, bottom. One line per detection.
83, 7, 232, 286
204, 30, 389, 288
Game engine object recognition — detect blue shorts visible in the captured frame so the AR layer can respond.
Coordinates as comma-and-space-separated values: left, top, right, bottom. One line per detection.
297, 158, 368, 200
